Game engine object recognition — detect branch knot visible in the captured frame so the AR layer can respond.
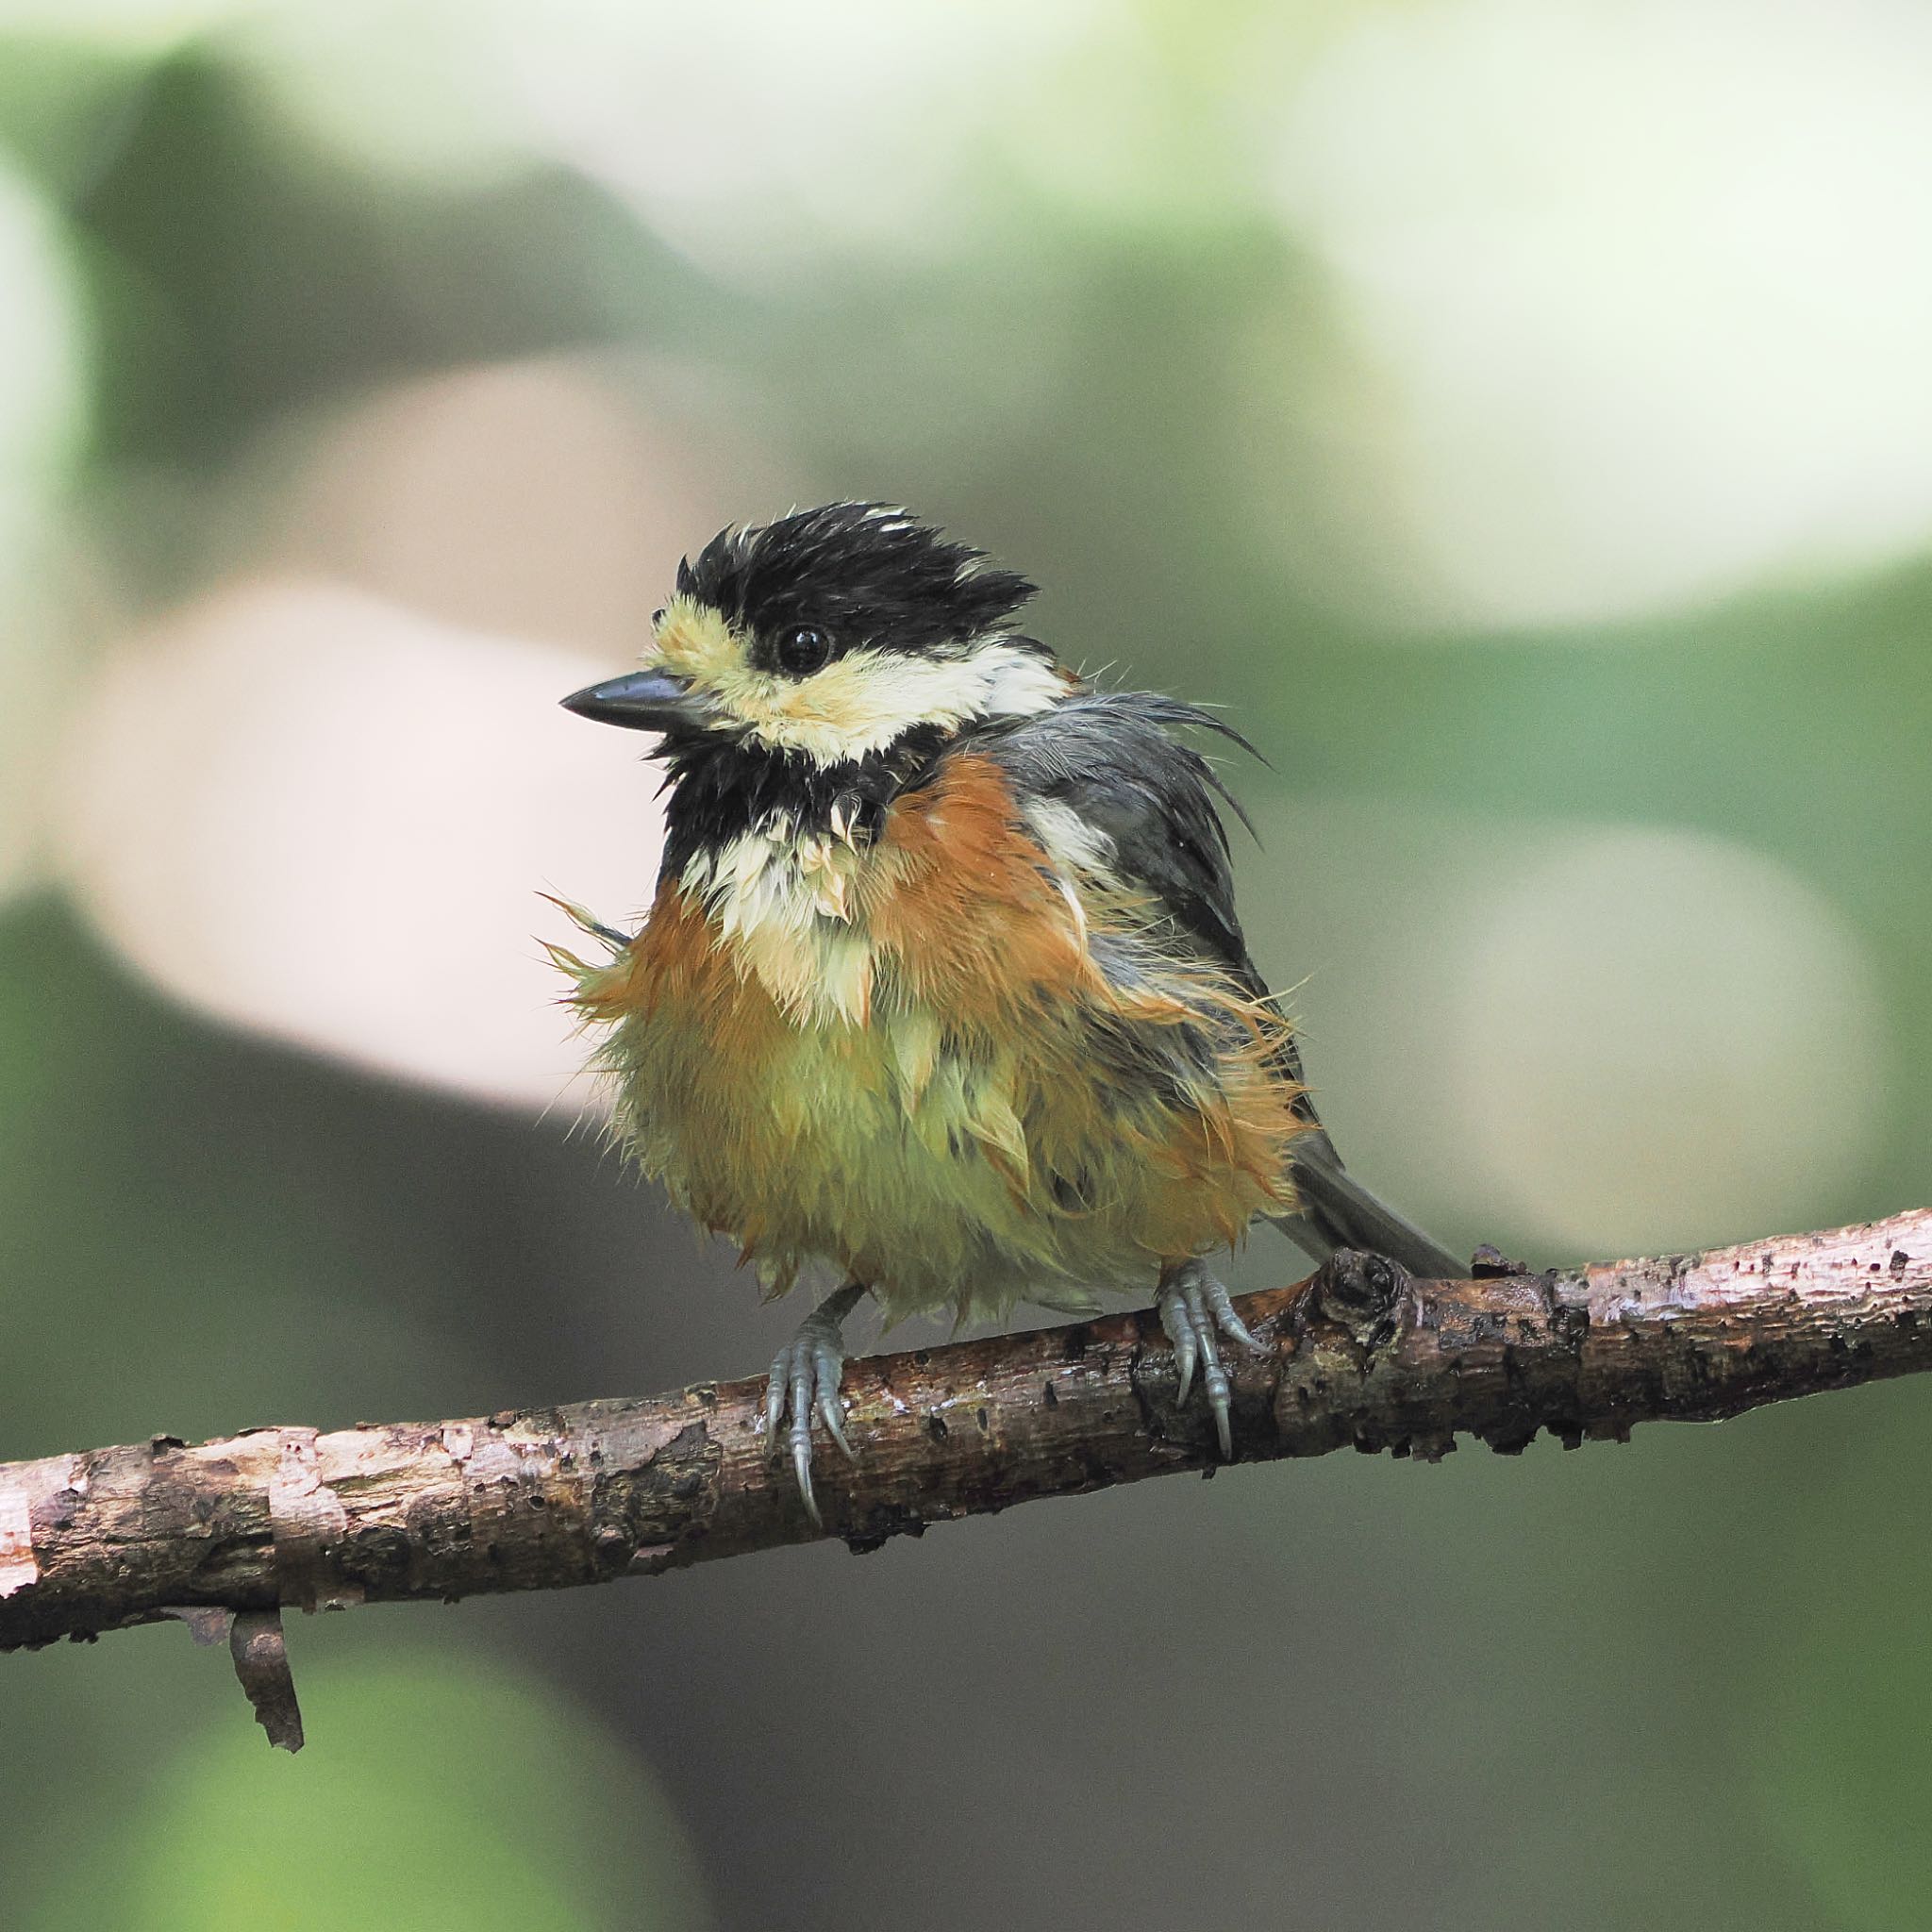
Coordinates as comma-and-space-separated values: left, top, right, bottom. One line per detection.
1309, 1248, 1408, 1352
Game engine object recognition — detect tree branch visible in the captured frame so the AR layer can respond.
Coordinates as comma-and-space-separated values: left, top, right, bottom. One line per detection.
4, 1209, 1928, 1743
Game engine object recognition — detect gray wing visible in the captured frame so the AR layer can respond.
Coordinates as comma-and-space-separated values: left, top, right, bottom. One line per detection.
972, 692, 1463, 1279
970, 690, 1265, 986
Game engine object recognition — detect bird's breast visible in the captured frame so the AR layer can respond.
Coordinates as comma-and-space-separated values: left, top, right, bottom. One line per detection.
563, 752, 1300, 1313
645, 752, 1094, 1026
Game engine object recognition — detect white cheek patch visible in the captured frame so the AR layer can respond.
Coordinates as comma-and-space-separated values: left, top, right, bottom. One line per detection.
972, 645, 1072, 719
648, 592, 1070, 765
727, 641, 1067, 762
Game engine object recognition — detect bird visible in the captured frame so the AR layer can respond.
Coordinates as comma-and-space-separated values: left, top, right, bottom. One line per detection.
555, 501, 1460, 1523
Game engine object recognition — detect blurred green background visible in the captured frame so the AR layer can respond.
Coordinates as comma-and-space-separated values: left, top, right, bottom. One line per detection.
2, 2, 1930, 1927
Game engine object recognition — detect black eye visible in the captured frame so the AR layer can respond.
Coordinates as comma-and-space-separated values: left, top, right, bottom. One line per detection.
776, 625, 832, 675
650, 607, 666, 627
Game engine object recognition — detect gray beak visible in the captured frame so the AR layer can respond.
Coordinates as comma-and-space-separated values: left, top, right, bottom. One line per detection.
559, 668, 708, 733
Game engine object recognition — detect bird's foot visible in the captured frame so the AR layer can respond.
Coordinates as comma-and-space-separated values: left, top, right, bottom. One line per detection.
763, 1283, 865, 1527
1157, 1259, 1267, 1459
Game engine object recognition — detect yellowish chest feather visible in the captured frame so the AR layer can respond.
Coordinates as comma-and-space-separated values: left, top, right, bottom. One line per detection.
676, 813, 881, 1024
564, 761, 1303, 1320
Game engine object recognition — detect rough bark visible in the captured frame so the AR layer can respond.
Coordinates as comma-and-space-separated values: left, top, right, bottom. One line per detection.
3, 1209, 1928, 1744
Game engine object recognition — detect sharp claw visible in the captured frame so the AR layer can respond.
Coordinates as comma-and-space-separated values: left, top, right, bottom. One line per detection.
1174, 1330, 1198, 1406
818, 1388, 857, 1463
1159, 1290, 1198, 1404
1202, 1277, 1265, 1355
791, 1424, 822, 1529
763, 1355, 788, 1451
1158, 1265, 1253, 1457
764, 1288, 862, 1524
1221, 1307, 1265, 1355
1209, 1386, 1233, 1460
1191, 1292, 1235, 1462
1187, 1288, 1216, 1362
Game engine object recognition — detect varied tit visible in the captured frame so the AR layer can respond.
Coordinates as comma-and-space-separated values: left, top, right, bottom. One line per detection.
557, 502, 1459, 1523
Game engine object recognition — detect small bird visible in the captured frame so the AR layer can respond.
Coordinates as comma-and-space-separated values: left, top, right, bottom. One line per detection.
557, 502, 1458, 1521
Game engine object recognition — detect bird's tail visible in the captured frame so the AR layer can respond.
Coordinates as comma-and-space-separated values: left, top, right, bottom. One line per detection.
1274, 1127, 1463, 1280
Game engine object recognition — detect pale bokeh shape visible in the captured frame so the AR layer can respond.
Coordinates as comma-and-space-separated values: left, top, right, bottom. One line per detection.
1268, 0, 1932, 627
0, 542, 126, 907
1444, 825, 1885, 1255
237, 0, 1100, 272
1237, 799, 1884, 1260
0, 0, 243, 44
56, 577, 664, 1109
0, 162, 85, 601
0, 159, 90, 903
262, 358, 748, 656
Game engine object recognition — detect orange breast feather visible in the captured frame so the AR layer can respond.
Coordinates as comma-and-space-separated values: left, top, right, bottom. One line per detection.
564, 753, 1305, 1321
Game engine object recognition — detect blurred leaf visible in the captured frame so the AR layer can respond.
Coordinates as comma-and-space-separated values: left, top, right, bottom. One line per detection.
1754, 1386, 1932, 1931
69, 45, 710, 481
0, 33, 150, 202
20, 1649, 712, 1932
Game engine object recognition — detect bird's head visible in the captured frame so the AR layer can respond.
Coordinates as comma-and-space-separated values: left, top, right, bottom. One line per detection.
561, 502, 1069, 767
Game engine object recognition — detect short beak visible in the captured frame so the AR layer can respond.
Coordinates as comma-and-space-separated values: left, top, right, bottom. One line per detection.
559, 668, 708, 733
